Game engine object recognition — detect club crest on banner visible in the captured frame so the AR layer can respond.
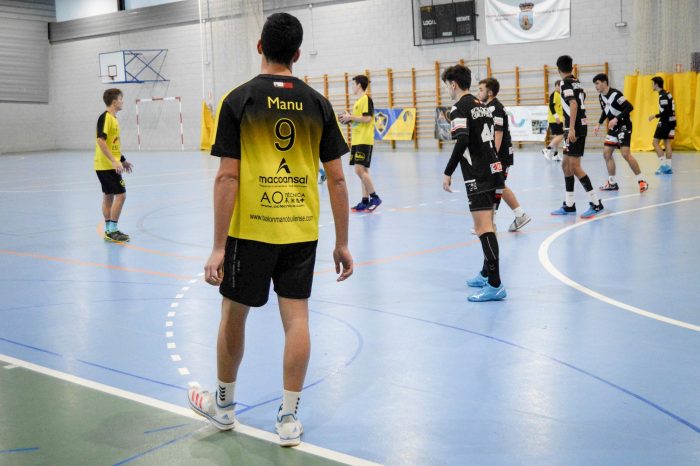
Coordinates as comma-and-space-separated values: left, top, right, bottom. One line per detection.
374, 111, 389, 137
519, 2, 534, 30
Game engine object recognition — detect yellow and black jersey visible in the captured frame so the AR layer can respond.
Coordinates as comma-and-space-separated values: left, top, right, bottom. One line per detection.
94, 111, 121, 170
212, 74, 349, 244
351, 94, 374, 146
547, 91, 563, 124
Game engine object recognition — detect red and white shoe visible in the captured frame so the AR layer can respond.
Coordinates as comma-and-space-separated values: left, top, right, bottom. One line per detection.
188, 387, 236, 430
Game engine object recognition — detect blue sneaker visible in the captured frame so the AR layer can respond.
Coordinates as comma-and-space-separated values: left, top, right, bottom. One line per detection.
318, 168, 327, 184
367, 196, 382, 212
551, 202, 576, 215
351, 201, 368, 212
468, 283, 507, 302
580, 202, 604, 219
655, 164, 673, 175
466, 273, 488, 288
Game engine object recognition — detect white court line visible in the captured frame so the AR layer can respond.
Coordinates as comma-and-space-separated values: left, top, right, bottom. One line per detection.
170, 303, 179, 308
0, 354, 382, 466
175, 294, 184, 299
166, 331, 174, 338
539, 195, 700, 332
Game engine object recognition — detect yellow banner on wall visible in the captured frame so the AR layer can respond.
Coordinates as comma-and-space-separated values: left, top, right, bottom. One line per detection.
624, 72, 700, 151
200, 100, 214, 151
374, 108, 416, 141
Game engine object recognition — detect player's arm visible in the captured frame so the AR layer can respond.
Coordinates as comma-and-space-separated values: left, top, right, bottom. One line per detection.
349, 97, 373, 123
205, 157, 239, 286
443, 111, 469, 192
492, 108, 505, 153
568, 99, 579, 141
324, 158, 353, 281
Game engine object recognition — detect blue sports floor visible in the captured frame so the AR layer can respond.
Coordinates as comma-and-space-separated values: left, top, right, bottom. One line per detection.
0, 148, 699, 465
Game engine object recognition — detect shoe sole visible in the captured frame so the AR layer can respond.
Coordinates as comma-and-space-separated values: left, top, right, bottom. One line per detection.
104, 235, 129, 243
580, 211, 604, 219
599, 188, 619, 191
188, 401, 235, 431
551, 212, 577, 216
366, 205, 380, 212
466, 280, 487, 288
508, 216, 532, 232
468, 291, 507, 302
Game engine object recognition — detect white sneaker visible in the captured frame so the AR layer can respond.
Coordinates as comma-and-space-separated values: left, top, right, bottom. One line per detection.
551, 153, 562, 162
275, 410, 303, 447
508, 213, 532, 232
188, 387, 236, 430
541, 148, 552, 160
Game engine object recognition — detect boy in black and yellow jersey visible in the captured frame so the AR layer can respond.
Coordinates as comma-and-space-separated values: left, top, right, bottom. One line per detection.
340, 75, 382, 212
188, 13, 353, 447
95, 88, 133, 243
542, 80, 564, 161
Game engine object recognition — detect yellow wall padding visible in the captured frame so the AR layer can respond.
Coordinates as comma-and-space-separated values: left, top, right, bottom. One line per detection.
200, 100, 214, 151
625, 72, 700, 151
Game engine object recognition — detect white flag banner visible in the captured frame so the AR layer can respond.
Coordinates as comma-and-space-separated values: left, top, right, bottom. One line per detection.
504, 106, 549, 142
485, 0, 570, 45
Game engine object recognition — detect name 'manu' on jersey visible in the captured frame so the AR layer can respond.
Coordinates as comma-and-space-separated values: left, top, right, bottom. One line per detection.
211, 74, 348, 244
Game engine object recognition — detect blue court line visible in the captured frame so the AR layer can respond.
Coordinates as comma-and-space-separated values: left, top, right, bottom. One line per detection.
0, 447, 39, 454
113, 429, 202, 465
144, 423, 191, 434
0, 336, 188, 392
313, 299, 700, 435
234, 308, 364, 416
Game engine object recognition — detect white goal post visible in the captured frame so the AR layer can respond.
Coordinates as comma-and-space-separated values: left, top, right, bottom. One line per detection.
135, 96, 184, 151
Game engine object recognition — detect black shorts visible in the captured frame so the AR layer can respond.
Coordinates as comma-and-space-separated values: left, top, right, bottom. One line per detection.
563, 132, 586, 157
549, 122, 564, 136
349, 145, 373, 167
96, 170, 126, 194
219, 237, 318, 307
468, 190, 499, 212
654, 123, 676, 141
605, 127, 632, 148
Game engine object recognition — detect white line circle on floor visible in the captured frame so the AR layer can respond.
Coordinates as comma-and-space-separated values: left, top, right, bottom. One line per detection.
538, 195, 700, 332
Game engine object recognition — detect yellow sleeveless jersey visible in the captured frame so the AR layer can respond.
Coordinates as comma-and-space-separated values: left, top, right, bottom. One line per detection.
547, 91, 563, 124
94, 111, 121, 170
211, 75, 349, 244
351, 94, 375, 146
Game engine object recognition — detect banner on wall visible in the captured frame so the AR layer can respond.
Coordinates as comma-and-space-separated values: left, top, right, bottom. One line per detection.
374, 108, 416, 141
434, 105, 549, 142
485, 0, 570, 45
506, 105, 549, 142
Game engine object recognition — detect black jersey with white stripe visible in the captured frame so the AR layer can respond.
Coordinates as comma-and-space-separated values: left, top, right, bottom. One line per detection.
486, 97, 513, 165
656, 90, 676, 127
560, 75, 587, 135
444, 93, 504, 195
597, 88, 633, 129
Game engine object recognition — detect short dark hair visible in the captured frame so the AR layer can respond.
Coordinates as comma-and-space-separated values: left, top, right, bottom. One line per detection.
353, 75, 370, 91
479, 77, 500, 97
593, 73, 608, 84
103, 88, 122, 106
261, 13, 303, 67
441, 65, 471, 90
556, 55, 573, 73
651, 76, 664, 88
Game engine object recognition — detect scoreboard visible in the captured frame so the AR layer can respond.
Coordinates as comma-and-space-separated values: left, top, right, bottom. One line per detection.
420, 1, 476, 40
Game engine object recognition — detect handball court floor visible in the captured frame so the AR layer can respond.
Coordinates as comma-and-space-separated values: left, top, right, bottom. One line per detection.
0, 148, 698, 466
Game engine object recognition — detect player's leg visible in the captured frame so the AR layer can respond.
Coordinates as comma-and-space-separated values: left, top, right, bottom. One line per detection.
600, 144, 618, 190
102, 193, 114, 236
468, 201, 506, 301
652, 135, 669, 174
503, 186, 531, 232
664, 135, 673, 172
569, 154, 604, 218
551, 147, 578, 215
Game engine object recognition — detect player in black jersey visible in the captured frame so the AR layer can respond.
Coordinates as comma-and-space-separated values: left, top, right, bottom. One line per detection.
188, 12, 352, 447
648, 76, 676, 175
441, 65, 506, 302
477, 78, 531, 232
592, 74, 648, 193
550, 55, 604, 219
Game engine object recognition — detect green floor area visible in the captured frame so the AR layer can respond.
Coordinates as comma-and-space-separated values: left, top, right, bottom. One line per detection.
0, 365, 345, 466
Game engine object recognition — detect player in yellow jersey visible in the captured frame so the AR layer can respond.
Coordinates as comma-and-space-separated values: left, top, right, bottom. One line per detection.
542, 80, 564, 161
95, 88, 133, 243
340, 75, 382, 212
187, 12, 353, 447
